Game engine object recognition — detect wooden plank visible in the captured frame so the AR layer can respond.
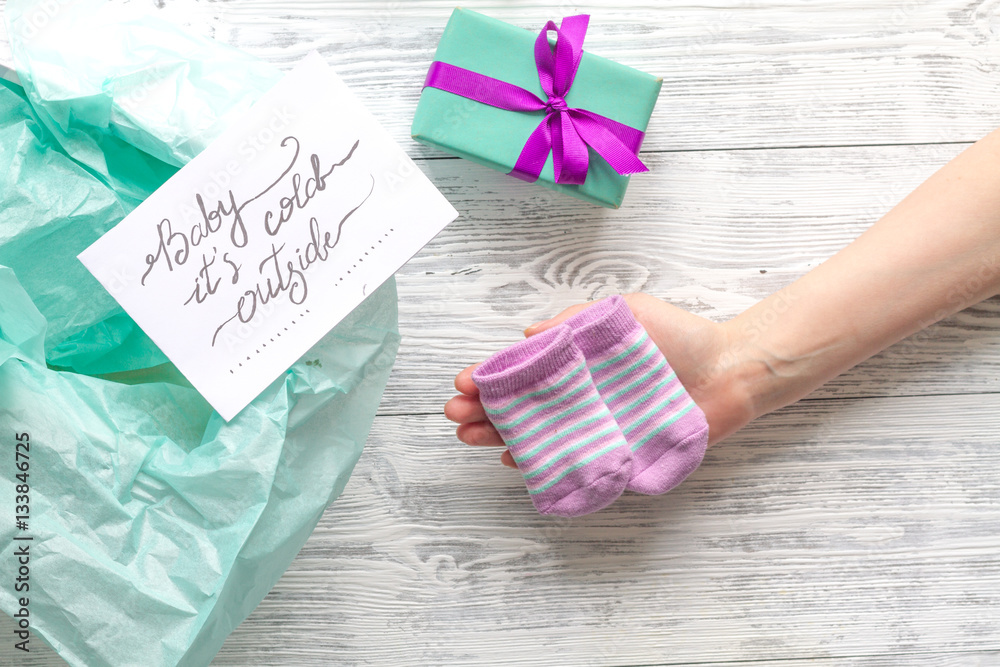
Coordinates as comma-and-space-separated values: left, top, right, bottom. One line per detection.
382, 142, 1000, 415
4, 0, 1000, 150
203, 0, 1000, 152
3, 389, 1000, 667
210, 393, 1000, 665
693, 655, 1000, 667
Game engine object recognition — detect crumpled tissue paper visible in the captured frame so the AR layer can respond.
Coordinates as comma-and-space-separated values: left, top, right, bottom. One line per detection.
0, 1, 400, 665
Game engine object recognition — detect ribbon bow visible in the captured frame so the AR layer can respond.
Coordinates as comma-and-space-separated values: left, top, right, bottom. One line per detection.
423, 14, 648, 185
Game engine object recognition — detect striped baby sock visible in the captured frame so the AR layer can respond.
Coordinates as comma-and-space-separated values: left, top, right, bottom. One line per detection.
472, 325, 633, 517
563, 295, 709, 495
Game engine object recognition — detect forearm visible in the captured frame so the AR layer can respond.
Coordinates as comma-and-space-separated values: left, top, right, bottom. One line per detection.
726, 128, 1000, 420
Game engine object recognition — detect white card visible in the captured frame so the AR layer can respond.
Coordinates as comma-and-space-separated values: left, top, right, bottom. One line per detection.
79, 52, 458, 421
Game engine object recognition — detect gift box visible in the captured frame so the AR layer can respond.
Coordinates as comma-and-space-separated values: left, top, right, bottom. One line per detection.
411, 8, 662, 209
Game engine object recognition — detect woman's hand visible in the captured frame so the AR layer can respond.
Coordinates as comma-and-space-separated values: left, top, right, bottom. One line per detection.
447, 128, 1000, 469
444, 293, 757, 468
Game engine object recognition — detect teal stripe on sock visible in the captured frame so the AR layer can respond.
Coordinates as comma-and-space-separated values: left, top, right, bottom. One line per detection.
595, 346, 658, 391
618, 384, 685, 425
488, 361, 587, 413
604, 362, 673, 405
622, 388, 683, 435
487, 378, 592, 430
629, 401, 698, 451
522, 425, 618, 480
615, 382, 684, 419
527, 442, 624, 494
505, 394, 601, 447
504, 395, 601, 447
589, 333, 647, 374
514, 410, 612, 462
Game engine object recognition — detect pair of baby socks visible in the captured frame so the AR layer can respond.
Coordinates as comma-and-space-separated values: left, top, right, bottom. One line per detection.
472, 295, 709, 517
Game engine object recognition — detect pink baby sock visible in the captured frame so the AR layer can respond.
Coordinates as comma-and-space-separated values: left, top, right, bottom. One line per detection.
472, 325, 633, 517
563, 295, 709, 495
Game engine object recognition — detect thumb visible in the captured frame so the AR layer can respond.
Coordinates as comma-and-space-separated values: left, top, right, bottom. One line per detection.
523, 300, 597, 337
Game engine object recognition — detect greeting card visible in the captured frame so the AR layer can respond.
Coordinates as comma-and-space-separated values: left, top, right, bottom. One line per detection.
79, 52, 458, 420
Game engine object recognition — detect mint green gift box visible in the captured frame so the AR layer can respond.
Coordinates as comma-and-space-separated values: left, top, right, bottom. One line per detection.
411, 8, 662, 209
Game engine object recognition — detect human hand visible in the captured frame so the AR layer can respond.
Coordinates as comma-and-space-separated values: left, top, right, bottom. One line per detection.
444, 294, 757, 468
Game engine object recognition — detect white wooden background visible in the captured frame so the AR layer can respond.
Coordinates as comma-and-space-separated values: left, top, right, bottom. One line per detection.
2, 1, 1000, 665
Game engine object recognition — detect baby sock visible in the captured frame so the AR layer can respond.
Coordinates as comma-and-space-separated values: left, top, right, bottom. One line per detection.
563, 295, 709, 495
472, 325, 633, 517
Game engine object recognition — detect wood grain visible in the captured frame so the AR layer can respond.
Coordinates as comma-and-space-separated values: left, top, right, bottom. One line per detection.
205, 0, 1000, 151
5, 1, 1000, 151
207, 395, 1000, 666
384, 143, 1000, 416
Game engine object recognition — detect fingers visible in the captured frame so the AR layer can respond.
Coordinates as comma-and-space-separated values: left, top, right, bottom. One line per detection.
454, 362, 481, 396
448, 395, 516, 466
453, 418, 518, 468
523, 300, 596, 337
456, 421, 504, 446
448, 376, 517, 468
449, 364, 512, 462
500, 450, 517, 468
444, 394, 487, 424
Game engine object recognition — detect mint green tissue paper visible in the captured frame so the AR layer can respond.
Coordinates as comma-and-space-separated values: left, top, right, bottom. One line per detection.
0, 2, 400, 665
411, 8, 662, 209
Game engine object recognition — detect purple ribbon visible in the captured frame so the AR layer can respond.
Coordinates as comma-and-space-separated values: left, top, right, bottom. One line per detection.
423, 14, 649, 185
